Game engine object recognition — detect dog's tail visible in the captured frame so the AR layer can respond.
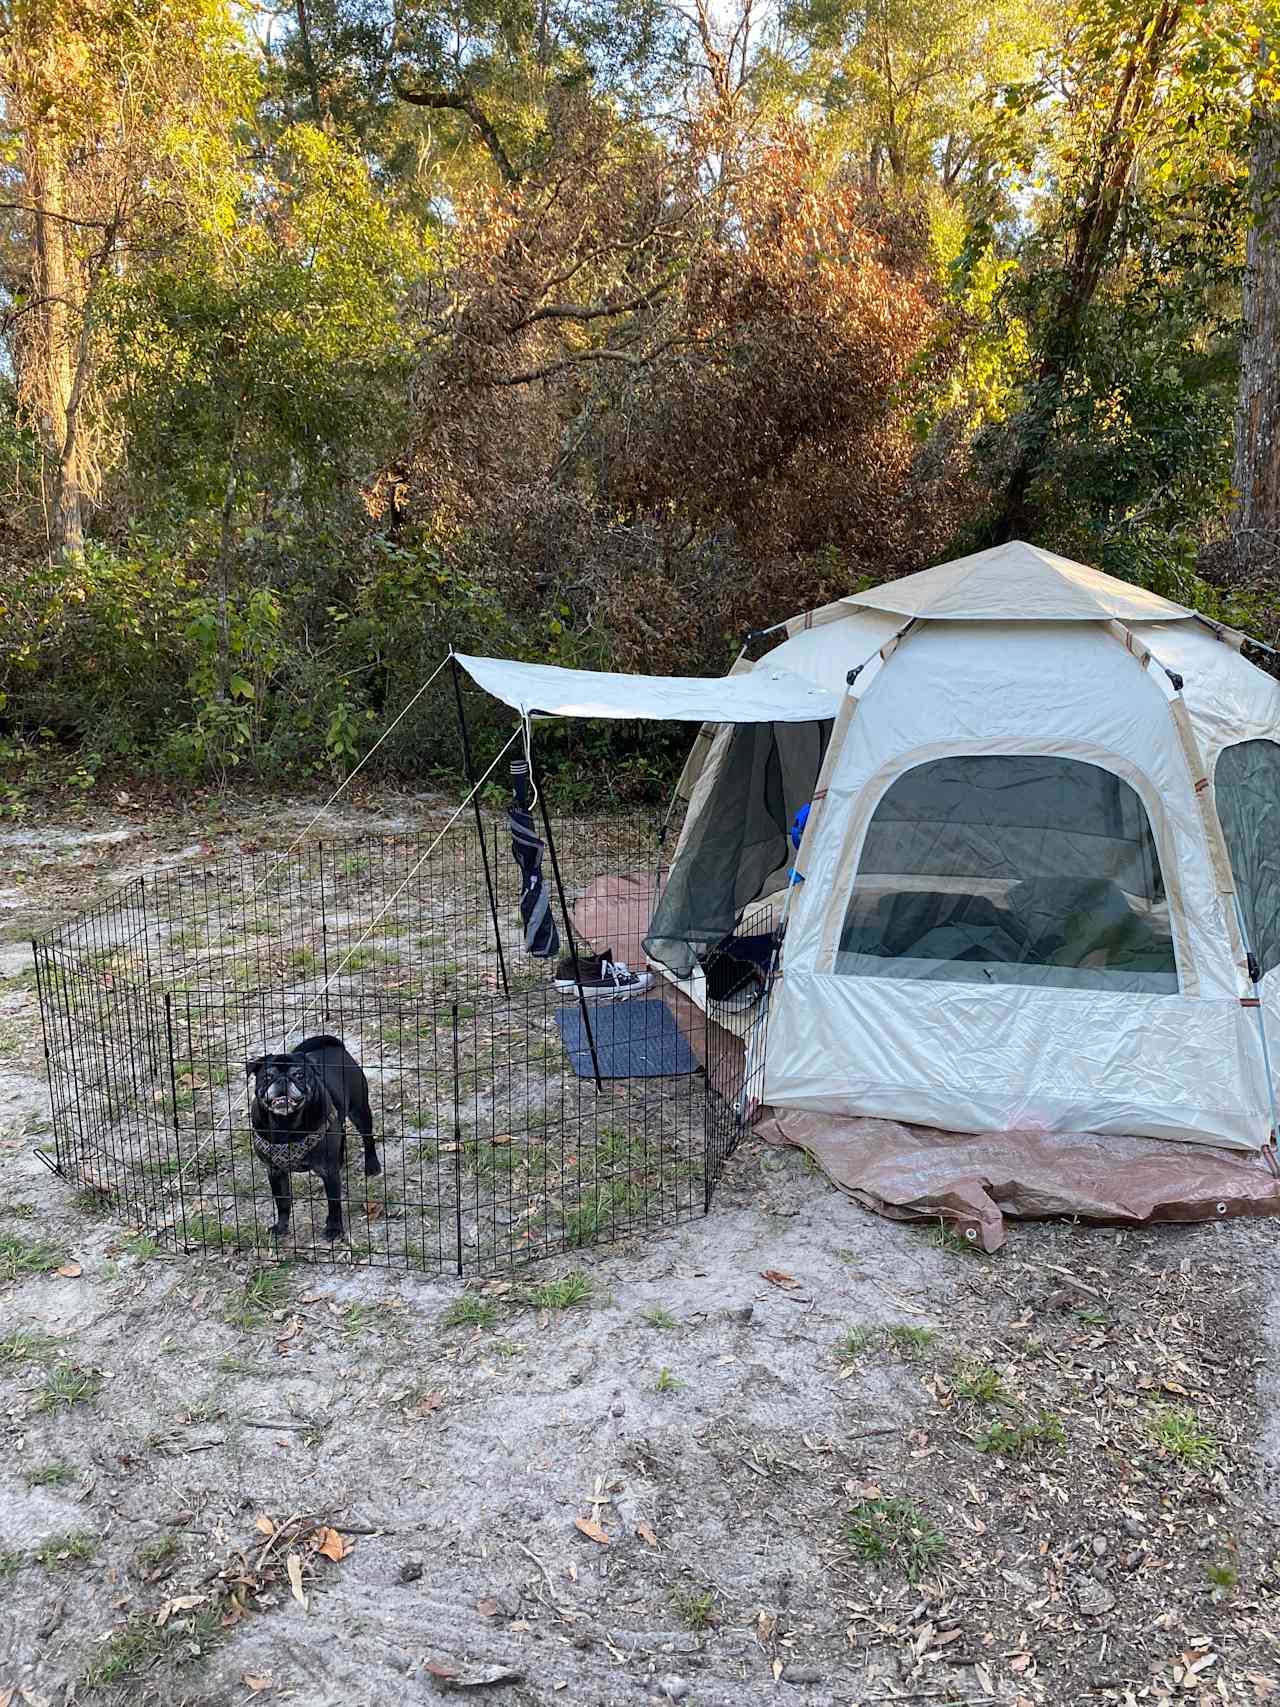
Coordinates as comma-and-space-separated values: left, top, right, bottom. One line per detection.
294, 1033, 349, 1055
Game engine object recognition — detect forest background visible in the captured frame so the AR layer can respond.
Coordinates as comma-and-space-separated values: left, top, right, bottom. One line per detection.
5, 0, 1280, 804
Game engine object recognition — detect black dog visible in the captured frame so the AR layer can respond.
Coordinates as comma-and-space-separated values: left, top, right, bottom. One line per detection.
246, 1034, 378, 1242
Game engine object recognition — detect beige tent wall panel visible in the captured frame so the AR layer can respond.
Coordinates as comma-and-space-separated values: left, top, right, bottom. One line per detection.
764, 971, 1270, 1150
762, 608, 907, 693
1131, 620, 1280, 762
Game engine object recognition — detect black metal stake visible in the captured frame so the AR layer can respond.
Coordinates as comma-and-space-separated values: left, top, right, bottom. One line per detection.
450, 654, 510, 997
537, 786, 604, 1092
452, 1000, 464, 1277
30, 941, 64, 1176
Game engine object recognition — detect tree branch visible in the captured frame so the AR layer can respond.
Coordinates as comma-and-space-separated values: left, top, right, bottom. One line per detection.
392, 80, 520, 183
485, 338, 685, 387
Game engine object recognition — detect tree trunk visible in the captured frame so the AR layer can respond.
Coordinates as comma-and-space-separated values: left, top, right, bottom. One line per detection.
295, 0, 325, 125
990, 3, 1184, 544
215, 421, 243, 701
1233, 51, 1280, 564
27, 127, 85, 558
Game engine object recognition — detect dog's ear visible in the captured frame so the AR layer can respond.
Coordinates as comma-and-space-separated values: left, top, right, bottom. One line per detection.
245, 1056, 268, 1079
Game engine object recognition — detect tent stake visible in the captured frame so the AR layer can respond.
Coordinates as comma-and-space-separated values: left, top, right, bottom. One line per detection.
450, 653, 510, 997
537, 786, 604, 1093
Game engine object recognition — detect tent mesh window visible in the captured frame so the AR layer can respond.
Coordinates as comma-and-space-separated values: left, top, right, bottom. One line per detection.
835, 754, 1179, 992
646, 719, 831, 976
1214, 738, 1280, 978
33, 818, 745, 1274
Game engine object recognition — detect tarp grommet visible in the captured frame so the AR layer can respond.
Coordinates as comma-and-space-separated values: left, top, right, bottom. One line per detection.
1216, 1202, 1228, 1215
964, 1227, 978, 1242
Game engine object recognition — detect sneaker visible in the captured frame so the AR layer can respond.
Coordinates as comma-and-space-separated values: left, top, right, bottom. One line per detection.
554, 948, 653, 999
710, 973, 764, 1012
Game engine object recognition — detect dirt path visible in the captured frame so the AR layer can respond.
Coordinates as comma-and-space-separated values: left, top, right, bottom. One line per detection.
2, 802, 1279, 1706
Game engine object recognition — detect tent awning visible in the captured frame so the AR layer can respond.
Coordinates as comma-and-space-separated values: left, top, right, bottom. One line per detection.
454, 653, 842, 722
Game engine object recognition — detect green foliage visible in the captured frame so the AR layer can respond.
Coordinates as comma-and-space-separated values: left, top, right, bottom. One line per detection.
885, 1324, 939, 1361
975, 1411, 1065, 1455
833, 1325, 878, 1366
34, 1529, 98, 1568
37, 1364, 104, 1412
1148, 1405, 1219, 1472
224, 1267, 291, 1328
441, 1294, 499, 1330
528, 1271, 594, 1311
844, 1495, 947, 1580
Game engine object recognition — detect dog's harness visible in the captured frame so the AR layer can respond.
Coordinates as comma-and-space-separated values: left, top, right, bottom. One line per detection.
251, 1089, 338, 1174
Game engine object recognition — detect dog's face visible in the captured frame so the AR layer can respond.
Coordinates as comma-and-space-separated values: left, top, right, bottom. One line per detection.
247, 1053, 321, 1122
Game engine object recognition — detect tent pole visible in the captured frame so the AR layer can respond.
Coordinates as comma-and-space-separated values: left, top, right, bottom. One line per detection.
449, 653, 510, 998
1231, 892, 1280, 1159
1193, 612, 1280, 661
538, 785, 604, 1093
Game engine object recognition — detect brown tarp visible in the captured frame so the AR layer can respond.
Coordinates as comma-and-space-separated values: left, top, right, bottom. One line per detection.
571, 875, 1280, 1249
756, 1110, 1280, 1251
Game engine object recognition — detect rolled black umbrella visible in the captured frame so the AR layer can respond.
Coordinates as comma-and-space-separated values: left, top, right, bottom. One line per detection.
508, 758, 560, 959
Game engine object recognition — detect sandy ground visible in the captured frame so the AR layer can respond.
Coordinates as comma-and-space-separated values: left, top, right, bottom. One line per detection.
2, 795, 1279, 1707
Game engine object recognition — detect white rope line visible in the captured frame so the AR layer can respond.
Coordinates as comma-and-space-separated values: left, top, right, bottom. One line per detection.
169, 724, 523, 1189
242, 652, 453, 907
170, 653, 453, 990
293, 725, 521, 1028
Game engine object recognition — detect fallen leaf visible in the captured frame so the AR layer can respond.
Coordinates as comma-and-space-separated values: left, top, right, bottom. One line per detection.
771, 1658, 784, 1681
760, 1269, 800, 1289
1011, 1653, 1033, 1673
364, 1200, 384, 1222
242, 1677, 270, 1694
635, 1522, 659, 1549
56, 1263, 81, 1278
0, 1690, 11, 1707
425, 1660, 458, 1680
757, 1610, 777, 1645
574, 1516, 609, 1546
315, 1527, 346, 1562
442, 1665, 522, 1689
974, 1663, 994, 1695
254, 1516, 275, 1536
475, 1597, 500, 1617
286, 1551, 307, 1610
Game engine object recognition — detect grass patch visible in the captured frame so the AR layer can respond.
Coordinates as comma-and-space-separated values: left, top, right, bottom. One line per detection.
975, 1412, 1066, 1455
0, 1229, 67, 1277
213, 1354, 260, 1377
926, 1219, 982, 1255
136, 1535, 181, 1572
655, 1367, 683, 1394
119, 1231, 163, 1261
82, 1605, 224, 1689
34, 1528, 97, 1567
952, 1361, 1013, 1407
834, 1325, 878, 1366
1148, 1405, 1219, 1471
670, 1587, 716, 1630
38, 1363, 103, 1412
441, 1294, 498, 1331
225, 1267, 291, 1328
1205, 1558, 1238, 1595
0, 1551, 22, 1580
1073, 1304, 1109, 1327
885, 1324, 938, 1361
844, 1496, 947, 1581
528, 1271, 593, 1311
0, 1328, 62, 1366
24, 1461, 76, 1488
642, 1306, 677, 1330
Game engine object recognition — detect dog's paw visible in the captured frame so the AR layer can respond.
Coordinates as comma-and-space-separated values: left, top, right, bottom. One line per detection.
271, 1220, 290, 1238
364, 1154, 382, 1177
323, 1223, 345, 1243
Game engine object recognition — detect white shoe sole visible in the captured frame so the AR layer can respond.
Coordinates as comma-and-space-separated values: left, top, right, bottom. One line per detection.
554, 975, 654, 999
